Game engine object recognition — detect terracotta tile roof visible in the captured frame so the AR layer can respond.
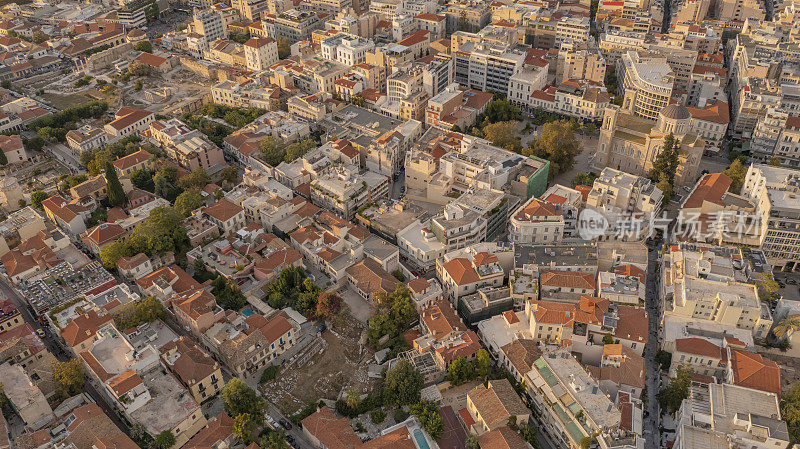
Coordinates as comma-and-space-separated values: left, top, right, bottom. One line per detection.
599, 346, 645, 389
421, 300, 465, 339
442, 257, 491, 286
106, 108, 153, 132
530, 300, 577, 326
60, 310, 113, 347
301, 407, 363, 449
85, 223, 126, 247
729, 349, 781, 395
112, 149, 150, 171
203, 198, 243, 222
396, 30, 429, 47
610, 264, 646, 283
407, 277, 430, 294
108, 369, 142, 396
500, 339, 541, 376
478, 427, 530, 449
467, 379, 528, 429
161, 337, 218, 386
245, 313, 293, 344
614, 305, 648, 343
345, 258, 397, 296
243, 36, 274, 48
136, 265, 199, 293
516, 198, 560, 221
254, 247, 302, 276
686, 100, 729, 125
540, 270, 595, 289
683, 173, 732, 209
0, 134, 22, 153
675, 337, 725, 360
184, 413, 234, 449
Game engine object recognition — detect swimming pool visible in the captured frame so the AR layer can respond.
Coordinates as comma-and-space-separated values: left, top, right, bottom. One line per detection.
413, 429, 430, 449
242, 308, 255, 317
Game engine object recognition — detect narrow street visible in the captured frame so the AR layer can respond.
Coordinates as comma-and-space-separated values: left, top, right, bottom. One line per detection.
265, 402, 315, 449
0, 278, 131, 433
643, 247, 662, 449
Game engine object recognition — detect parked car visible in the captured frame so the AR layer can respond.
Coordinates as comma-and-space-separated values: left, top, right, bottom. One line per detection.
36, 328, 45, 338
279, 419, 293, 430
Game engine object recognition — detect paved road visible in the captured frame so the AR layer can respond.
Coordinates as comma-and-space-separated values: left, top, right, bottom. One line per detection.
265, 402, 315, 449
0, 278, 131, 434
643, 246, 662, 449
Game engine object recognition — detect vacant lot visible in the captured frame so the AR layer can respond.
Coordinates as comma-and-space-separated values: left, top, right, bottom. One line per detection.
42, 87, 119, 111
261, 310, 377, 415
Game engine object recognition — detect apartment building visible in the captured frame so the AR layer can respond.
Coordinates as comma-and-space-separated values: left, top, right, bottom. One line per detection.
398, 202, 487, 268
425, 83, 492, 130
527, 350, 622, 449
444, 0, 491, 33
508, 197, 564, 244
243, 37, 278, 71
439, 250, 505, 301
618, 51, 674, 121
191, 9, 226, 44
320, 33, 375, 65
673, 383, 788, 449
556, 42, 607, 84
527, 80, 611, 121
160, 337, 225, 404
165, 135, 225, 171
104, 107, 155, 140
263, 9, 325, 43
466, 379, 530, 435
459, 42, 527, 94
310, 166, 389, 219
741, 163, 800, 271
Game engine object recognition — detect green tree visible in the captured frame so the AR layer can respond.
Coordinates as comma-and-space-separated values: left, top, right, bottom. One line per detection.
384, 359, 423, 406
648, 133, 678, 184
572, 172, 597, 187
174, 189, 203, 217
134, 40, 153, 53
724, 158, 748, 192
220, 166, 239, 184
130, 169, 154, 192
284, 139, 317, 163
260, 135, 286, 166
482, 121, 521, 152
100, 239, 132, 269
30, 190, 48, 210
53, 359, 85, 399
466, 434, 480, 449
346, 388, 361, 409
234, 413, 258, 443
178, 167, 210, 191
410, 401, 443, 439
222, 378, 262, 417
277, 37, 291, 59
602, 333, 614, 344
125, 206, 187, 256
212, 276, 248, 310
33, 31, 49, 44
105, 161, 126, 207
135, 80, 143, 91
154, 431, 175, 449
657, 366, 692, 413
656, 172, 673, 207
458, 11, 470, 31
371, 409, 386, 424
753, 271, 780, 304
447, 357, 473, 385
485, 99, 521, 122
770, 156, 782, 166
781, 382, 800, 442
524, 120, 580, 179
259, 430, 289, 449
113, 296, 167, 329
475, 349, 491, 378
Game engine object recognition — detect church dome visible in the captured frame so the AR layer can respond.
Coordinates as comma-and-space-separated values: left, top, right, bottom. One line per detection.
660, 104, 691, 120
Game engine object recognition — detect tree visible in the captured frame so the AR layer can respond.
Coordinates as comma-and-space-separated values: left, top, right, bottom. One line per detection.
130, 169, 154, 192
410, 401, 443, 439
753, 271, 780, 304
781, 382, 800, 442
17, 199, 26, 208
105, 161, 126, 207
178, 168, 210, 191
447, 357, 473, 385
135, 80, 143, 91
221, 166, 238, 184
370, 409, 386, 424
154, 431, 175, 449
277, 37, 291, 59
32, 30, 49, 43
260, 135, 286, 166
134, 40, 153, 53
475, 349, 491, 378
656, 172, 673, 207
485, 99, 521, 122
657, 366, 692, 413
572, 172, 597, 187
100, 239, 132, 269
234, 413, 258, 443
383, 359, 423, 406
30, 190, 48, 210
458, 11, 470, 31
52, 359, 84, 399
466, 434, 481, 449
585, 123, 597, 133
174, 189, 203, 217
655, 350, 672, 371
724, 158, 748, 192
222, 378, 262, 417
602, 333, 614, 344
525, 120, 580, 179
770, 156, 782, 166
316, 291, 341, 319
113, 296, 167, 329
260, 430, 289, 449
284, 139, 316, 163
0, 149, 7, 165
482, 121, 521, 152
648, 133, 678, 184
346, 388, 361, 409
212, 276, 248, 310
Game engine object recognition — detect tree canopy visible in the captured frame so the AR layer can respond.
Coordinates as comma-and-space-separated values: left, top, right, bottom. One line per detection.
383, 359, 423, 406
657, 366, 692, 412
410, 401, 443, 438
105, 161, 126, 207
523, 120, 580, 180
53, 359, 84, 399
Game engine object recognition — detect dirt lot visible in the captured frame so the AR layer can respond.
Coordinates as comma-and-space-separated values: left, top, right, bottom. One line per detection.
42, 87, 120, 110
261, 310, 378, 415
